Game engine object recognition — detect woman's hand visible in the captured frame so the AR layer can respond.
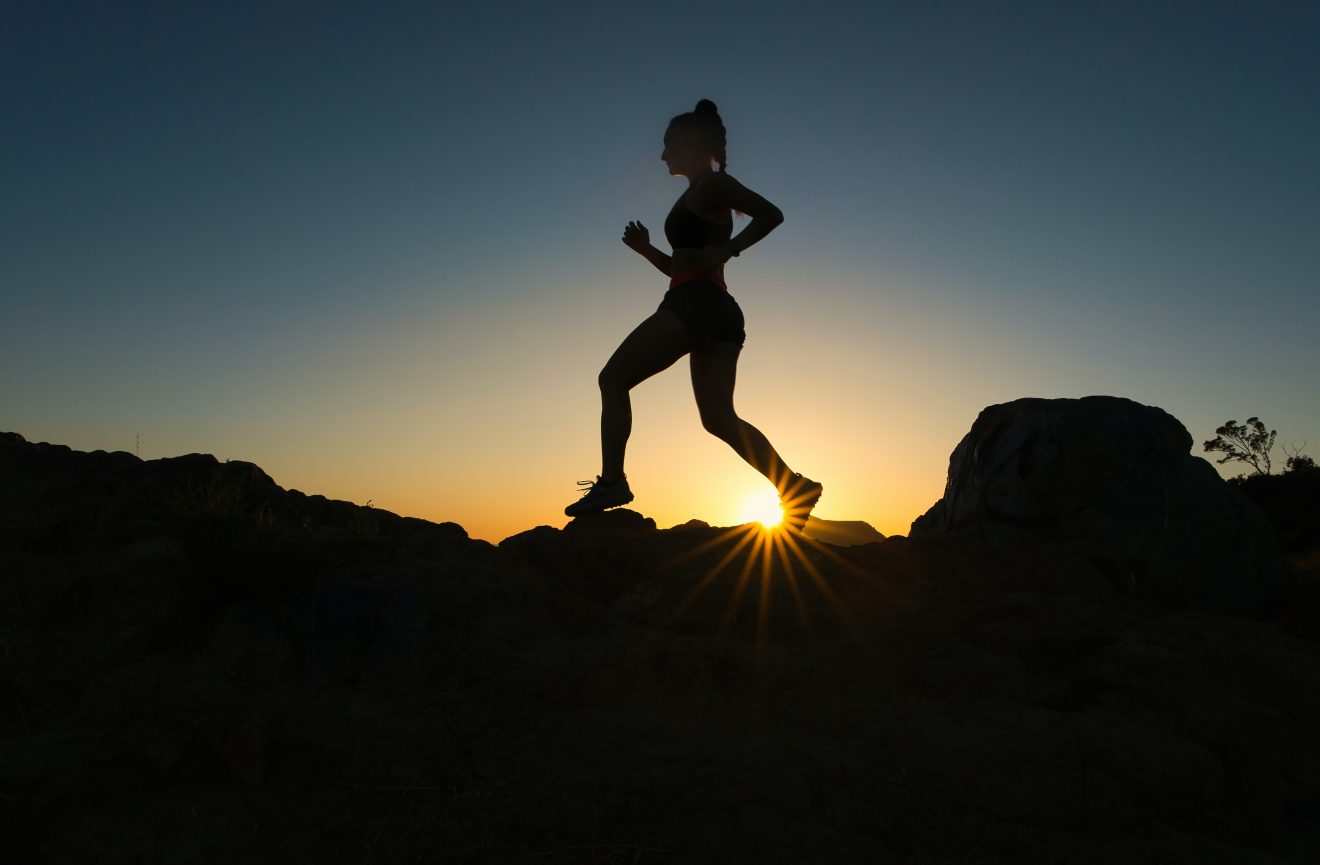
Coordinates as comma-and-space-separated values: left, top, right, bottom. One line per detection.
689, 243, 733, 271
622, 220, 650, 252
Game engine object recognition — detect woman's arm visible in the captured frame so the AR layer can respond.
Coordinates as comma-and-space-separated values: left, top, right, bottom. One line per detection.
622, 219, 670, 276
637, 242, 672, 277
697, 172, 784, 257
727, 215, 781, 258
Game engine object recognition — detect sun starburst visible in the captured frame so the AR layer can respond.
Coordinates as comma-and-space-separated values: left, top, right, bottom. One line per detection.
736, 487, 784, 528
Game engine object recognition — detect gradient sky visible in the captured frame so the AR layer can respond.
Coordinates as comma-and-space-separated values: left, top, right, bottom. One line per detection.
4, 0, 1318, 544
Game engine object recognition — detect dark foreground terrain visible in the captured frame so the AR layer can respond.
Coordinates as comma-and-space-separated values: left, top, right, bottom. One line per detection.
3, 397, 1319, 863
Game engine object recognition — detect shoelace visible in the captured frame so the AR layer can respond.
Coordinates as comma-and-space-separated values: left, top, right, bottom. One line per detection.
574, 476, 622, 497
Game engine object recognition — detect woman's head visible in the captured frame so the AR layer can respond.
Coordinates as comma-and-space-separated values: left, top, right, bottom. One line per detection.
662, 98, 728, 178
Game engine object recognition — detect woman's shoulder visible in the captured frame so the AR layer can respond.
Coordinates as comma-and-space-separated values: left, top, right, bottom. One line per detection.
690, 171, 740, 208
695, 170, 733, 190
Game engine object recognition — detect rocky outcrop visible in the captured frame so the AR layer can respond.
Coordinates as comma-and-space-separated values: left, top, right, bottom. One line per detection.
910, 395, 1293, 617
3, 427, 1318, 863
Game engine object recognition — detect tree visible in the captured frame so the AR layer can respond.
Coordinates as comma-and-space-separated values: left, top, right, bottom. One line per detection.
1288, 454, 1318, 472
1203, 417, 1277, 475
1282, 439, 1316, 473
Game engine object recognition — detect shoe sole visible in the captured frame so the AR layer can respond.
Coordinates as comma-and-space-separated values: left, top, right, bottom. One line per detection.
565, 491, 635, 517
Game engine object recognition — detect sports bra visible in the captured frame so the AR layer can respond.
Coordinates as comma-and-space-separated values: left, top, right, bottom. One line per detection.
664, 187, 733, 249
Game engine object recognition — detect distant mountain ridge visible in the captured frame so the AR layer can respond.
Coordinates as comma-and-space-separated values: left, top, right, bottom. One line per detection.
665, 514, 886, 546
800, 514, 886, 545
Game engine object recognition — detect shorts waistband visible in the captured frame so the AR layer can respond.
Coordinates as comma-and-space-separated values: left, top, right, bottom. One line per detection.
669, 268, 727, 291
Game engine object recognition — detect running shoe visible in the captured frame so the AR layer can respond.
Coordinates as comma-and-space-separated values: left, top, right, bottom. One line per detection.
779, 472, 824, 534
564, 473, 634, 517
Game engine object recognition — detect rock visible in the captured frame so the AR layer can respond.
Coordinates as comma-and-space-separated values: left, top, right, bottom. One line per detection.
4, 428, 1319, 863
562, 506, 657, 534
498, 523, 562, 549
910, 395, 1292, 616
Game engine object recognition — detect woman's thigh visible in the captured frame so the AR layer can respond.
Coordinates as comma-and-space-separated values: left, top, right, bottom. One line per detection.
600, 308, 694, 389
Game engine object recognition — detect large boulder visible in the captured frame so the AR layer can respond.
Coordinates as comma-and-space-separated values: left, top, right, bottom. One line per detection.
910, 395, 1292, 616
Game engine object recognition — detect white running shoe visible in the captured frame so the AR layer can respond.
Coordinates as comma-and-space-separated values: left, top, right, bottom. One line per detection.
564, 473, 634, 517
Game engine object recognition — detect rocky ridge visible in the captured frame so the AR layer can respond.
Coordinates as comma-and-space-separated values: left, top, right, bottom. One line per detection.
3, 396, 1319, 863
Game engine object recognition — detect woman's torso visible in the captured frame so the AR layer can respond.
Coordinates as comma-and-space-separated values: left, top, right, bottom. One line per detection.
665, 186, 733, 283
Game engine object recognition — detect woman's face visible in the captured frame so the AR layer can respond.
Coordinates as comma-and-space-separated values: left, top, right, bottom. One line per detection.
661, 125, 711, 177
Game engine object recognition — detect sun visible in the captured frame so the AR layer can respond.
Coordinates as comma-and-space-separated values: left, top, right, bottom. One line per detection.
736, 486, 784, 529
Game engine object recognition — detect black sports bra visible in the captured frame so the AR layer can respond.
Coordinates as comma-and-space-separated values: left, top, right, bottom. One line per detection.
664, 188, 733, 249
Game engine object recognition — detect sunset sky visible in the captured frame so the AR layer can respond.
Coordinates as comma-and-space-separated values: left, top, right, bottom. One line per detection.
5, 1, 1318, 544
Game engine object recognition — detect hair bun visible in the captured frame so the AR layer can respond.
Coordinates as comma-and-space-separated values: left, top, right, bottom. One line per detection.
695, 98, 719, 115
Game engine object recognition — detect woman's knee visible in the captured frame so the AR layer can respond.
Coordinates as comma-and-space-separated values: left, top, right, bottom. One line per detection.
598, 364, 630, 392
700, 410, 740, 440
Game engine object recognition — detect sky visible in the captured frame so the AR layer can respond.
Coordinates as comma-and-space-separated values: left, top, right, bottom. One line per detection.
4, 0, 1318, 544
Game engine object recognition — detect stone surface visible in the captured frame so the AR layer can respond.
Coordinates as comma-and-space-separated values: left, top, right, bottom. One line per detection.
2, 426, 1318, 863
910, 395, 1293, 616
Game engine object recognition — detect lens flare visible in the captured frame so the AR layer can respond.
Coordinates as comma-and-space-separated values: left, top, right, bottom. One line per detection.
737, 487, 783, 528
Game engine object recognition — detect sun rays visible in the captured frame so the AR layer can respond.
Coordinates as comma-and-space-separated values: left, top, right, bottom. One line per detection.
735, 486, 784, 528
657, 514, 875, 647
618, 471, 895, 659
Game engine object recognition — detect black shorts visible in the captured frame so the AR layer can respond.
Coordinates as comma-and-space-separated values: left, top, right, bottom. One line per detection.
657, 279, 746, 349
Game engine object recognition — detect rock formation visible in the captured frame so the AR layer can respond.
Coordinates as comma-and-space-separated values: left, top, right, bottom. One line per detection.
910, 395, 1292, 617
2, 422, 1318, 863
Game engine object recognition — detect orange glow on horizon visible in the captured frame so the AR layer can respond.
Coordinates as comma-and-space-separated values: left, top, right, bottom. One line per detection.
736, 486, 784, 528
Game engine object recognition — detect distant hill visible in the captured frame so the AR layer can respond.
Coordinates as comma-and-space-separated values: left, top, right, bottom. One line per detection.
801, 514, 886, 546
665, 515, 886, 546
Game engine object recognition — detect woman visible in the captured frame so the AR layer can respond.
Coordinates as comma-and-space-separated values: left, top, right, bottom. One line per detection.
565, 99, 824, 533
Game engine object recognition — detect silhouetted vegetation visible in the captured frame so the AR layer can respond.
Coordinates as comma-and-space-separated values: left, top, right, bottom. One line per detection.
1228, 458, 1320, 557
1289, 453, 1318, 472
1202, 417, 1318, 556
1203, 416, 1277, 475
1284, 441, 1316, 474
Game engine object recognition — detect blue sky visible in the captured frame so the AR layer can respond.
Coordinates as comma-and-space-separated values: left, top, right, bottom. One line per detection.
4, 0, 1317, 541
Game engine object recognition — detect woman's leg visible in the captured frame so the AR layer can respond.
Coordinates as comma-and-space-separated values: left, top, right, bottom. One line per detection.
689, 340, 797, 494
598, 309, 694, 481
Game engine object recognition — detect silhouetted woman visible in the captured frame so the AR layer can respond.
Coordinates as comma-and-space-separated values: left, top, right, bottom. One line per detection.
565, 99, 823, 532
